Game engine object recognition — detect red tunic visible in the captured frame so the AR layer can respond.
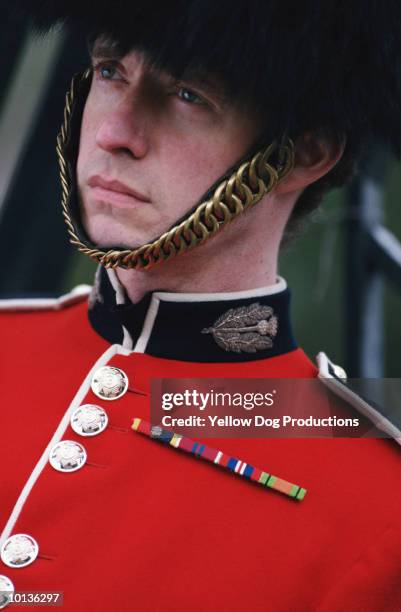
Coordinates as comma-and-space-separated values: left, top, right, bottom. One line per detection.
0, 291, 400, 611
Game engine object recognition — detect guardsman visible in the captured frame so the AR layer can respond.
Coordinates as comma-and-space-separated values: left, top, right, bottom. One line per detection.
1, 2, 401, 610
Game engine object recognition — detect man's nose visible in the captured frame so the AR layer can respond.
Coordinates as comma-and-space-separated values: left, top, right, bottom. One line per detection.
95, 97, 149, 159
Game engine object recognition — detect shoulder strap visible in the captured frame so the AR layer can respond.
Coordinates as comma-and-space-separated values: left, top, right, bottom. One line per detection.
316, 352, 401, 446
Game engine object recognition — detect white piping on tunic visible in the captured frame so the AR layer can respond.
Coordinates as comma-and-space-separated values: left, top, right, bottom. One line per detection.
132, 295, 161, 353
106, 269, 126, 305
0, 285, 91, 311
0, 343, 128, 549
106, 270, 133, 350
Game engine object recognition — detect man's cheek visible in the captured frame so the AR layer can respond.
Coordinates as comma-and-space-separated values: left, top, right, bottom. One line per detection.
78, 103, 99, 164
77, 133, 94, 186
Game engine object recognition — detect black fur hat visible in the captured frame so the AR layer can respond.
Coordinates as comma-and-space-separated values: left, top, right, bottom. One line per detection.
12, 0, 401, 156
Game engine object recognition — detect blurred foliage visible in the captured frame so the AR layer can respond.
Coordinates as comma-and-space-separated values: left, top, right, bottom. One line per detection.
63, 249, 97, 291
281, 188, 345, 365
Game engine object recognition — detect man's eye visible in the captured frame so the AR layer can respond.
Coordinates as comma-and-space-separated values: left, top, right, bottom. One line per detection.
100, 66, 116, 79
177, 88, 205, 105
100, 65, 118, 80
93, 63, 119, 81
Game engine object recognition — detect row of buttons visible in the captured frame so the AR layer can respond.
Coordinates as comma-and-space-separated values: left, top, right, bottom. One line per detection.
0, 366, 129, 608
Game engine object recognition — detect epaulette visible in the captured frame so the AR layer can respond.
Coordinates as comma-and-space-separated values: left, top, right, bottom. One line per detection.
316, 352, 401, 446
0, 284, 91, 312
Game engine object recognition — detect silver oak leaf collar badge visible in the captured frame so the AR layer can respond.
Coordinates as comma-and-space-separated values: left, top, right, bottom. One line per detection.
201, 302, 278, 353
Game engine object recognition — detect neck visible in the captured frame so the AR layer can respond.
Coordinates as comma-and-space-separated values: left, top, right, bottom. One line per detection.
116, 201, 284, 303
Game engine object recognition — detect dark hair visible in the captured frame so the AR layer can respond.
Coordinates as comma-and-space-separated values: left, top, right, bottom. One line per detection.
281, 135, 363, 247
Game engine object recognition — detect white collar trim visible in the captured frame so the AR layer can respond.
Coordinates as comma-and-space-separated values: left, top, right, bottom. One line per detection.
153, 276, 287, 302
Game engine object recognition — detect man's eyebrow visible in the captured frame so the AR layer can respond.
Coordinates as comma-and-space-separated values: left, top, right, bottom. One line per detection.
89, 39, 123, 60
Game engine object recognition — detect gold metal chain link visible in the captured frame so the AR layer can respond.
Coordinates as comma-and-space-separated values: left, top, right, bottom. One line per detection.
56, 73, 295, 270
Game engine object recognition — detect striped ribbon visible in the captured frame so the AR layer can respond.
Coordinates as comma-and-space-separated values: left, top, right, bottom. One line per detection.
132, 418, 307, 501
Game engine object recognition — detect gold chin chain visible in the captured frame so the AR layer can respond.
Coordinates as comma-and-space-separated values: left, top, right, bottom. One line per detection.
56, 72, 295, 270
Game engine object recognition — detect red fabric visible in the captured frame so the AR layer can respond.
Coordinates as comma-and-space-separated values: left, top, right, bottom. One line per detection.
1, 299, 400, 611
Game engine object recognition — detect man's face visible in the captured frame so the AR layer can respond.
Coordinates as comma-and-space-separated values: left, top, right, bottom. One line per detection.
77, 43, 264, 249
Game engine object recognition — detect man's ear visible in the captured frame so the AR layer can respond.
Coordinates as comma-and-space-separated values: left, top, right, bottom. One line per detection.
276, 131, 346, 195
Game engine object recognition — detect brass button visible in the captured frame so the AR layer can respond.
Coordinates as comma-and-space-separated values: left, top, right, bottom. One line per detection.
334, 365, 347, 380
71, 404, 108, 437
91, 366, 128, 400
49, 440, 87, 473
1, 534, 39, 569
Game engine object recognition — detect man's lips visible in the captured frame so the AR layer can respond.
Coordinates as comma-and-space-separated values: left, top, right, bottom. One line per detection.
87, 175, 151, 205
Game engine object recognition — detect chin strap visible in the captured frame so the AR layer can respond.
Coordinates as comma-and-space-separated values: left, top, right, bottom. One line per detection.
57, 71, 295, 270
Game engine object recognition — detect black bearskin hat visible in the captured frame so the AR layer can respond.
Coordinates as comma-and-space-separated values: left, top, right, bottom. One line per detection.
12, 0, 401, 157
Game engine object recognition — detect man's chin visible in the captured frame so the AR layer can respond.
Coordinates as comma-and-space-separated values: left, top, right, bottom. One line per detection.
81, 223, 153, 251
78, 198, 149, 250
85, 234, 143, 250
79, 206, 168, 250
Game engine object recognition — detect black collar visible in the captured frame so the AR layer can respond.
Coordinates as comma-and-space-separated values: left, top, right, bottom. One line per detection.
88, 267, 297, 362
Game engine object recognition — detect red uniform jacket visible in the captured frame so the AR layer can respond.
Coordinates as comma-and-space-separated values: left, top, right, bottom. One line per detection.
0, 277, 400, 612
